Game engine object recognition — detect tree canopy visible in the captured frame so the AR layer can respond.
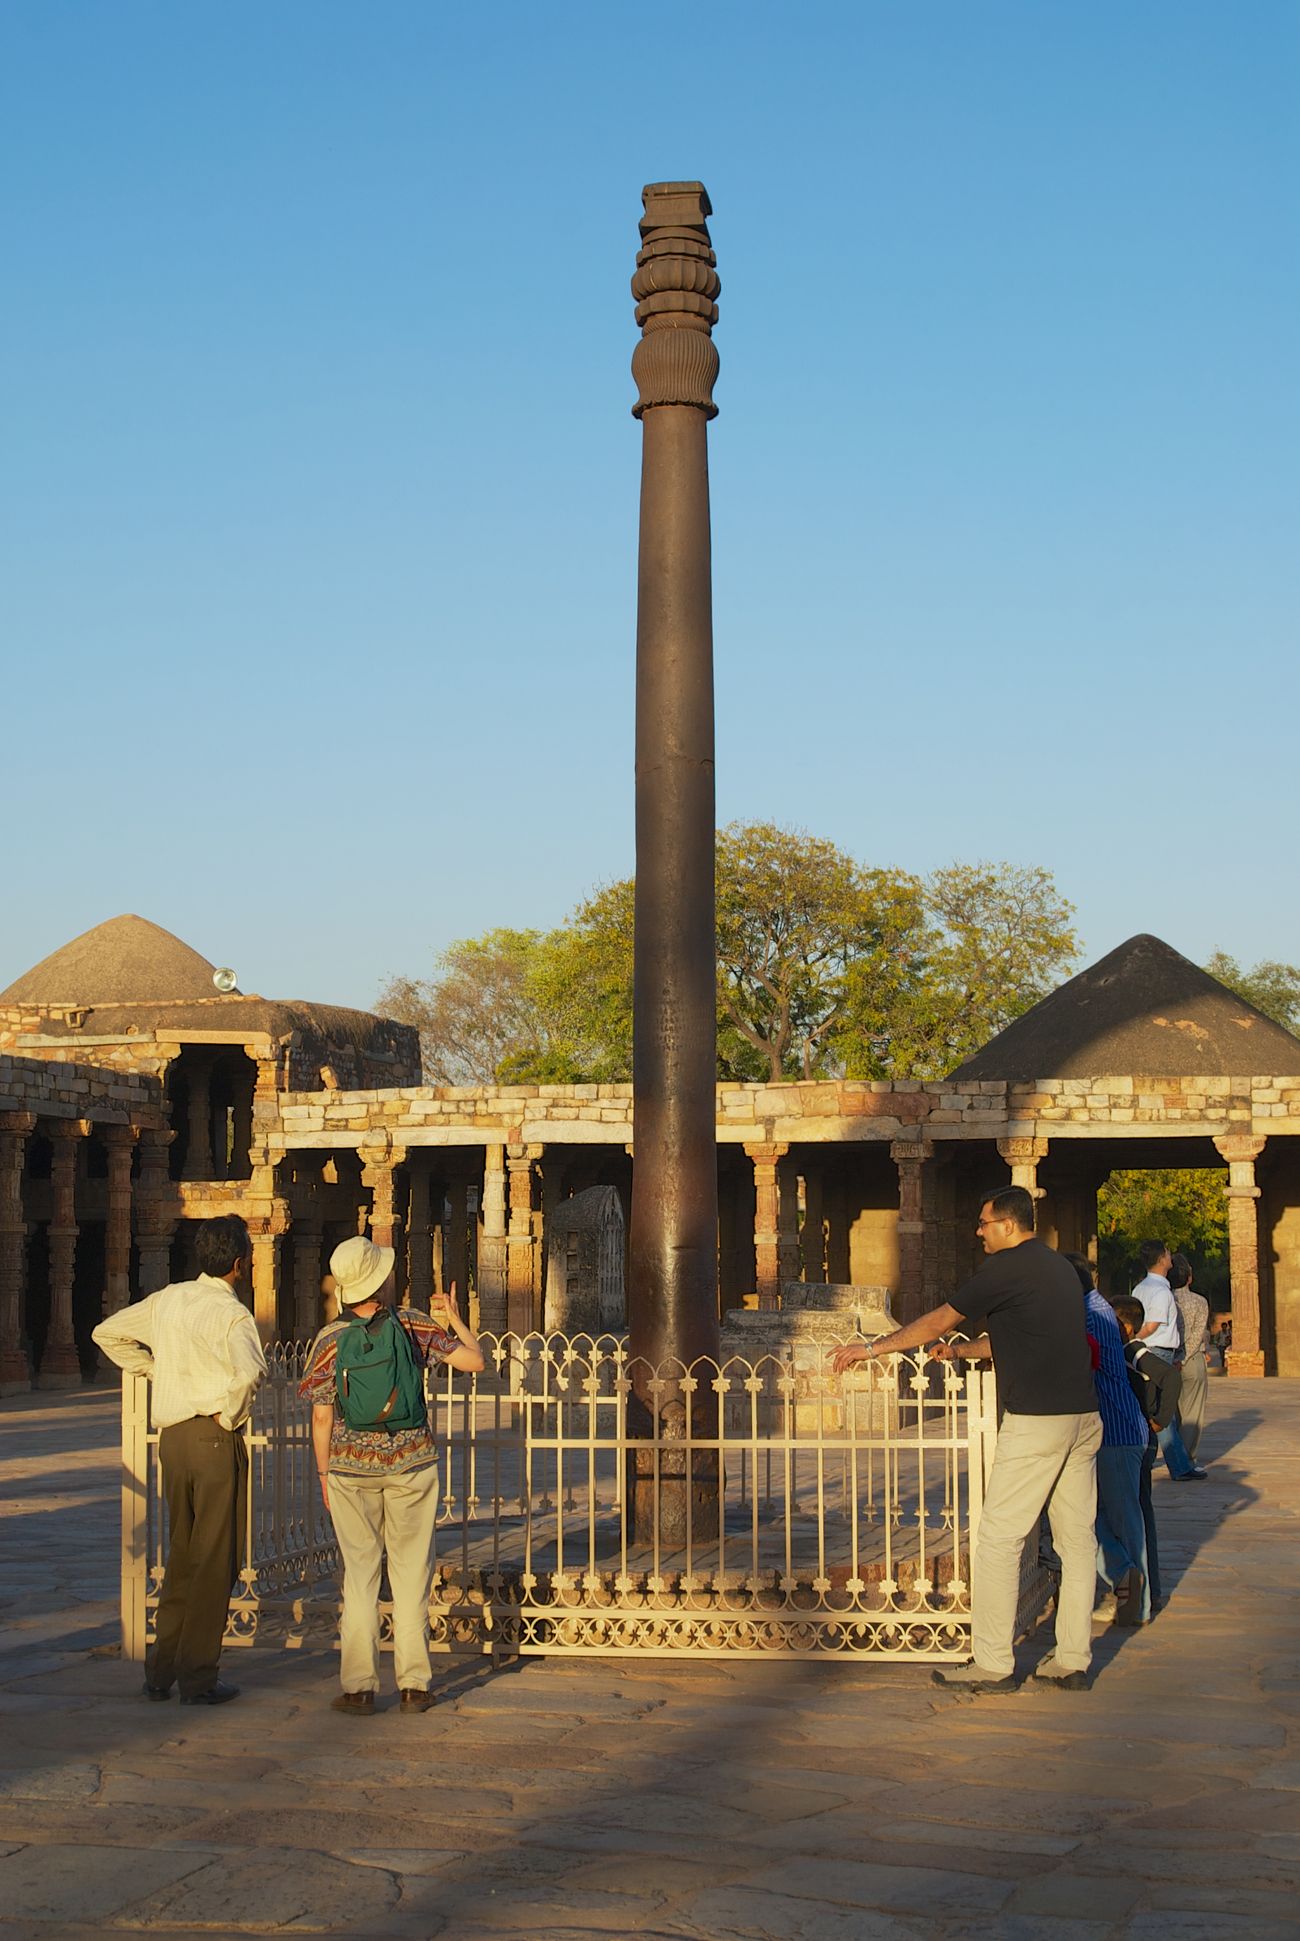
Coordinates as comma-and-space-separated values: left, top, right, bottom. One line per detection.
377, 823, 1080, 1085
1204, 952, 1300, 1035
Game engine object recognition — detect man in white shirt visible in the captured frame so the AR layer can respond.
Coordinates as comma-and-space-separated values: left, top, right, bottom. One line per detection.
1133, 1241, 1182, 1353
1131, 1239, 1205, 1482
93, 1215, 266, 1704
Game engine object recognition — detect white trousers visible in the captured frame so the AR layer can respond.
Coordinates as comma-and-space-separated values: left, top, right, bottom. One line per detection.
330, 1463, 439, 1693
972, 1409, 1102, 1677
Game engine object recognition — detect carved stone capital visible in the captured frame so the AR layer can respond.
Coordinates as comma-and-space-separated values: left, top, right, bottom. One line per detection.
631, 181, 720, 419
1213, 1134, 1266, 1166
997, 1138, 1050, 1164
0, 1112, 37, 1139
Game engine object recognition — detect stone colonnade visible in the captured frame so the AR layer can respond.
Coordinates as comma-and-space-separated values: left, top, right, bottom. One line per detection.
0, 1108, 1282, 1387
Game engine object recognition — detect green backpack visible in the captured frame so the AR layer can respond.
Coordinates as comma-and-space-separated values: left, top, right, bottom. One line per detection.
335, 1309, 427, 1434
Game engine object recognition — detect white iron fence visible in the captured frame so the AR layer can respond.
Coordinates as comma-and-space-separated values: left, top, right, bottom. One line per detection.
121, 1332, 1049, 1662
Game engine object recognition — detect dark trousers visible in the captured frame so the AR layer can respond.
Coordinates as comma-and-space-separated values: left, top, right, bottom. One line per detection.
1139, 1436, 1162, 1607
149, 1416, 248, 1698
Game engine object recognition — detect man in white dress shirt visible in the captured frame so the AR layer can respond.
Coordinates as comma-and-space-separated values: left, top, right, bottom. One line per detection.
93, 1215, 266, 1704
1131, 1238, 1206, 1482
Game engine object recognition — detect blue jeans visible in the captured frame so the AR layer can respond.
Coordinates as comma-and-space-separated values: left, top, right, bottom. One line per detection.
1095, 1442, 1150, 1621
1145, 1346, 1199, 1478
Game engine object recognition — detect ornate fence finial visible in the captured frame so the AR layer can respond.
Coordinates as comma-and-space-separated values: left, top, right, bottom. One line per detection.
631, 180, 721, 419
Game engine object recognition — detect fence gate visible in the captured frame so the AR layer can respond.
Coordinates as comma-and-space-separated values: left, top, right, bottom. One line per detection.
121, 1334, 1050, 1664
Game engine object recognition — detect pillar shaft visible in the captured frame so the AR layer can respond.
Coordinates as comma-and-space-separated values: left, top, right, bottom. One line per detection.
801, 1169, 826, 1284
103, 1125, 136, 1317
627, 181, 722, 1387
250, 1230, 279, 1342
891, 1138, 933, 1325
444, 1177, 469, 1312
0, 1113, 36, 1394
43, 1121, 87, 1387
134, 1129, 177, 1294
777, 1156, 802, 1289
745, 1143, 787, 1310
406, 1154, 434, 1310
478, 1145, 508, 1334
185, 1059, 213, 1180
1215, 1134, 1267, 1377
292, 1216, 323, 1343
507, 1145, 540, 1337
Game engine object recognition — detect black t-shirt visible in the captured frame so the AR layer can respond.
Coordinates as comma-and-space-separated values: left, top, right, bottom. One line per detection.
951, 1238, 1099, 1417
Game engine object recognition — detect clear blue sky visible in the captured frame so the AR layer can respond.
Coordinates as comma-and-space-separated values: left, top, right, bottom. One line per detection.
2, 1, 1296, 1008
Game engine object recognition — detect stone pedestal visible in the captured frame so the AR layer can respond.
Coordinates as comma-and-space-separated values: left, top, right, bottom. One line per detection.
719, 1282, 896, 1435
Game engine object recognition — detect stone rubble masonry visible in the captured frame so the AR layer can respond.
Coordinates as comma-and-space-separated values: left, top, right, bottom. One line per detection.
0, 1052, 162, 1127
268, 1072, 1300, 1150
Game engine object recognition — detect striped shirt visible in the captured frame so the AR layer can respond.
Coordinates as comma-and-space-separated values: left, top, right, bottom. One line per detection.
1085, 1290, 1148, 1447
92, 1275, 267, 1430
299, 1309, 457, 1479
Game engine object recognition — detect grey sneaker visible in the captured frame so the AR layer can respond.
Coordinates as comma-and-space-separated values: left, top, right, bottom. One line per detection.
1091, 1593, 1118, 1626
931, 1660, 1018, 1694
1033, 1652, 1088, 1690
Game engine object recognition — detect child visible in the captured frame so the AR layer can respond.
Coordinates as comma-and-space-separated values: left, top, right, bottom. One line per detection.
1112, 1297, 1180, 1615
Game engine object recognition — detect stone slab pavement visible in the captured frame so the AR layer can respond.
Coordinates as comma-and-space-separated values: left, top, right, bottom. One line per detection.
0, 1381, 1297, 1940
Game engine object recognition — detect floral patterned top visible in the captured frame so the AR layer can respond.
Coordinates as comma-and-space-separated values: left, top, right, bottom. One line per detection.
299, 1308, 457, 1479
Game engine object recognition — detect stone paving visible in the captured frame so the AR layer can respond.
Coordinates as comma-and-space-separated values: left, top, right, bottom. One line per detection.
1, 1381, 1298, 1939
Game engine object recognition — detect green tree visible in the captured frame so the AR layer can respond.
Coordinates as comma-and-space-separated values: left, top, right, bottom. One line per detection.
1096, 1168, 1229, 1303
838, 861, 1079, 1078
380, 834, 1077, 1086
1204, 952, 1300, 1035
714, 823, 925, 1081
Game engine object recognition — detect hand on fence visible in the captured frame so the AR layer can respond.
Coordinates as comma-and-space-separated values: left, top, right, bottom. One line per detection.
830, 1341, 874, 1376
930, 1341, 961, 1363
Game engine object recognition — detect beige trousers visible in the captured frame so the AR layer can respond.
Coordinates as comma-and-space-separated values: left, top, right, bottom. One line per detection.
1178, 1352, 1209, 1461
972, 1409, 1102, 1677
330, 1463, 439, 1693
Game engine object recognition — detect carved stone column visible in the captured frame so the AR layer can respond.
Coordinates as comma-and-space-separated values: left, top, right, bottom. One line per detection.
406, 1153, 433, 1311
997, 1137, 1049, 1205
478, 1145, 508, 1335
777, 1155, 802, 1289
801, 1168, 826, 1284
249, 1229, 279, 1341
444, 1176, 469, 1311
891, 1137, 933, 1324
745, 1143, 787, 1311
134, 1129, 177, 1293
627, 180, 722, 1386
102, 1124, 137, 1317
0, 1113, 36, 1395
185, 1057, 214, 1180
507, 1144, 541, 1337
1215, 1134, 1267, 1377
43, 1121, 88, 1387
292, 1213, 324, 1343
361, 1141, 407, 1256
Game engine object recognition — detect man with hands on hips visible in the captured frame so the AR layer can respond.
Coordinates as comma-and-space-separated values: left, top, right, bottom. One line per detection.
832, 1184, 1102, 1694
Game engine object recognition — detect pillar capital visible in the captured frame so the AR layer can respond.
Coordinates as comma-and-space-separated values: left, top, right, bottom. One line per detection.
890, 1136, 934, 1165
100, 1122, 138, 1149
0, 1111, 37, 1138
1213, 1134, 1267, 1173
47, 1117, 92, 1143
631, 181, 720, 420
997, 1137, 1050, 1165
743, 1141, 788, 1167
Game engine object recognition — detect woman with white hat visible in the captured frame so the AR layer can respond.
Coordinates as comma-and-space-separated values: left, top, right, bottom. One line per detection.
298, 1234, 484, 1714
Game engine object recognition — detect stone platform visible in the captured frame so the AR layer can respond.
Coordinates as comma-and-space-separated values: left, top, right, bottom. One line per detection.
1, 1381, 1298, 1938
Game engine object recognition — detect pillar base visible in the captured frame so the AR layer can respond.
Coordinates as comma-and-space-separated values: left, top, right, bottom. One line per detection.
0, 1373, 32, 1397
1225, 1348, 1266, 1379
39, 1367, 83, 1391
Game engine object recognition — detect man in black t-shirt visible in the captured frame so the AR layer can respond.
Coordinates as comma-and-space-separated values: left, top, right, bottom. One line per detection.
833, 1184, 1102, 1693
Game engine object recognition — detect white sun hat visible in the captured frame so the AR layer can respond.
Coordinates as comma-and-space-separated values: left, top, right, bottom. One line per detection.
329, 1234, 396, 1307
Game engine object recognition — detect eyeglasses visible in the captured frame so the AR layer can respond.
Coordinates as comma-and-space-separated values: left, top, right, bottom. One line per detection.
975, 1216, 1008, 1230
